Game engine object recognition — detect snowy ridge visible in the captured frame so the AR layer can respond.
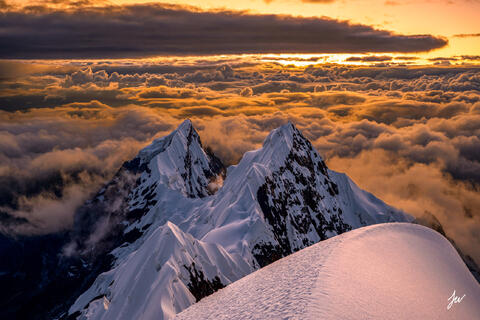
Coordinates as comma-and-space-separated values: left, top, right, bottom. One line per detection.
69, 222, 250, 320
176, 223, 480, 320
67, 120, 414, 320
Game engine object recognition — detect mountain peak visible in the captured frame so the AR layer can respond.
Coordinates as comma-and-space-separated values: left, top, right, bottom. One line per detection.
174, 119, 197, 144
224, 121, 317, 185
124, 118, 223, 199
136, 119, 198, 164
260, 121, 315, 159
234, 121, 316, 174
177, 118, 194, 133
262, 121, 296, 148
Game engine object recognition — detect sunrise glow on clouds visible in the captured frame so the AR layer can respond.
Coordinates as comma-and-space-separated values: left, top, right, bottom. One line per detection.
0, 0, 479, 276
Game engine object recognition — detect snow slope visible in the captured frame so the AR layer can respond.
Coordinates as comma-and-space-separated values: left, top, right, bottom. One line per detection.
176, 223, 480, 320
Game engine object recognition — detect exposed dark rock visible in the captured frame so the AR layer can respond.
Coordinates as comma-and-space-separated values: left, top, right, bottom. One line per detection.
252, 242, 285, 268
184, 262, 225, 302
123, 228, 144, 244
254, 125, 351, 267
182, 125, 225, 198
122, 157, 148, 175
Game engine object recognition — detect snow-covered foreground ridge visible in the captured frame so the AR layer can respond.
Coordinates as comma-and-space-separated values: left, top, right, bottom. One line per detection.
68, 120, 417, 319
177, 223, 480, 320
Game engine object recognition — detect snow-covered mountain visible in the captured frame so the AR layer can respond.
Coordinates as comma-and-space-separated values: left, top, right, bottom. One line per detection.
66, 120, 414, 320
176, 223, 480, 320
68, 120, 225, 260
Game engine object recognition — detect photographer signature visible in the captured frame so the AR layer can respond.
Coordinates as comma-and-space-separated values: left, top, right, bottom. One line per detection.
447, 290, 465, 310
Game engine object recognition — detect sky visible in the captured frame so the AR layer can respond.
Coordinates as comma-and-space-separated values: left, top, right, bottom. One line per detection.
0, 1, 479, 264
131, 0, 480, 58
1, 0, 479, 60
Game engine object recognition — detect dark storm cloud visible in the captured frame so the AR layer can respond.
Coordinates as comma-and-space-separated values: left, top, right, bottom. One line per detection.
0, 3, 448, 58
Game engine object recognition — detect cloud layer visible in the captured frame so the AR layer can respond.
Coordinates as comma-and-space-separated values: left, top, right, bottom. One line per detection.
0, 3, 448, 58
0, 57, 479, 266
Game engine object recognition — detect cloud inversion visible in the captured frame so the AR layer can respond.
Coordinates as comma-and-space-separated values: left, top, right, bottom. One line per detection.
0, 57, 479, 269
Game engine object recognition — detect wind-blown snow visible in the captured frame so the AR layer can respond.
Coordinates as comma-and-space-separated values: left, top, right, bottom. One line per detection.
176, 223, 480, 320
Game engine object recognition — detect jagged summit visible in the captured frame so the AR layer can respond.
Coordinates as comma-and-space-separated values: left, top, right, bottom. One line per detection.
70, 120, 221, 255
136, 119, 196, 165
125, 119, 223, 199
262, 121, 296, 149
225, 121, 317, 188
219, 120, 332, 205
178, 118, 194, 132
202, 121, 359, 267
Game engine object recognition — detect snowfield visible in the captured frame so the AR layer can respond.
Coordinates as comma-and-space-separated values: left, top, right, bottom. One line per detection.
176, 223, 480, 320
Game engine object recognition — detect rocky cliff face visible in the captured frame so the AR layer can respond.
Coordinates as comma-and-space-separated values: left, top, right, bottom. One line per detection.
253, 123, 352, 266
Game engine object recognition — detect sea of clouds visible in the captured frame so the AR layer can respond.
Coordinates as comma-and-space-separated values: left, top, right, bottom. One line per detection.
0, 57, 479, 263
